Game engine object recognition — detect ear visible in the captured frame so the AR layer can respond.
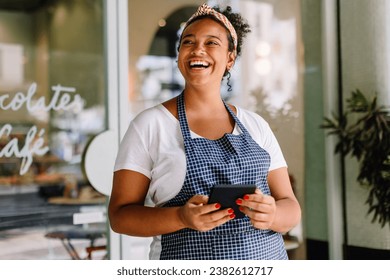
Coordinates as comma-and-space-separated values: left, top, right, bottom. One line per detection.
227, 52, 236, 70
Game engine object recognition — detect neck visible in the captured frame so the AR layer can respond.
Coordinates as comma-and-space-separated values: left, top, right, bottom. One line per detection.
183, 85, 225, 113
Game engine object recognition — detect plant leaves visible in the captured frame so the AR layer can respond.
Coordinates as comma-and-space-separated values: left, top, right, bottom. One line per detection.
322, 90, 390, 228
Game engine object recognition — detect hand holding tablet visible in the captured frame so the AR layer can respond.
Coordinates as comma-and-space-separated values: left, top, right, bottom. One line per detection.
208, 184, 257, 218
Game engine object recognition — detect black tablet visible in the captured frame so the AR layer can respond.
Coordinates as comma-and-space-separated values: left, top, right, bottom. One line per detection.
208, 184, 257, 219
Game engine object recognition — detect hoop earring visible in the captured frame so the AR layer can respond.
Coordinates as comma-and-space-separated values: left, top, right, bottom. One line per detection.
226, 71, 232, 92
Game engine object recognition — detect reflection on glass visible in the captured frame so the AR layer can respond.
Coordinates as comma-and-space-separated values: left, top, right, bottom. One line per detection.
0, 0, 106, 260
137, 55, 183, 104
246, 1, 298, 120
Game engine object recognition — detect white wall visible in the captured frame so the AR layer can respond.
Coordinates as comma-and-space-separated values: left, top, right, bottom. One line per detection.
340, 0, 390, 250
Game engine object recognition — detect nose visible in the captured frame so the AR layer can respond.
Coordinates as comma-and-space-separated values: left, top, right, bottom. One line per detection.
191, 43, 205, 55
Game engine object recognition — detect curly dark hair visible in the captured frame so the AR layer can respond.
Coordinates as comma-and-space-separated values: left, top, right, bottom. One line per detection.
212, 5, 251, 57
178, 5, 251, 57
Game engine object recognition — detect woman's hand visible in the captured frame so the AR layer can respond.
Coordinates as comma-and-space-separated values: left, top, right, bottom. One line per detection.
236, 189, 276, 230
178, 195, 235, 232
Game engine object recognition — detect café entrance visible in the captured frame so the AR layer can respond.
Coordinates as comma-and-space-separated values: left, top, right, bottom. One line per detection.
0, 0, 118, 259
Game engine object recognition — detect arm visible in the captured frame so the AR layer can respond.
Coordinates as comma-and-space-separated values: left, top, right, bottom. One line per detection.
108, 169, 234, 237
237, 167, 301, 233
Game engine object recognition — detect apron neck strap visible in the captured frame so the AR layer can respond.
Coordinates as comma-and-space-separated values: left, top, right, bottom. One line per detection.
222, 99, 250, 135
177, 92, 192, 139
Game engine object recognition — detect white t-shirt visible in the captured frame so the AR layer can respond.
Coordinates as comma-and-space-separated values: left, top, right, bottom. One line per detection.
113, 103, 287, 259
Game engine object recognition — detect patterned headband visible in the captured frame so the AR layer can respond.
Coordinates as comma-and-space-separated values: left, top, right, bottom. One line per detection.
183, 3, 238, 54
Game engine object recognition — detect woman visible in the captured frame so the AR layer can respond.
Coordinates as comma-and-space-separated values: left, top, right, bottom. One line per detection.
109, 3, 301, 260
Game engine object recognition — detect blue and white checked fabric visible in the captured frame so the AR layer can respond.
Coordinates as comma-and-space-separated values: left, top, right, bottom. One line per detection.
160, 92, 287, 260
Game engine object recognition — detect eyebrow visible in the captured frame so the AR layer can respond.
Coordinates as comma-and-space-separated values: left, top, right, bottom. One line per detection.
182, 33, 222, 42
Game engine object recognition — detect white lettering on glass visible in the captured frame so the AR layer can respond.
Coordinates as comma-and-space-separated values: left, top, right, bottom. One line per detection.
0, 83, 85, 175
0, 124, 49, 175
0, 82, 84, 112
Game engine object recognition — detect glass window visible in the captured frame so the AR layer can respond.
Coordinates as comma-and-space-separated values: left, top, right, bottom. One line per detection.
0, 0, 107, 260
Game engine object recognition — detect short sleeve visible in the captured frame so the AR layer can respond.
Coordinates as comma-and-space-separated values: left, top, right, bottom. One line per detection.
261, 121, 287, 171
113, 118, 153, 178
237, 108, 287, 171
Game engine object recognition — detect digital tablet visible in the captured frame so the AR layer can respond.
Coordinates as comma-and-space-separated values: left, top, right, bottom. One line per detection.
208, 184, 257, 219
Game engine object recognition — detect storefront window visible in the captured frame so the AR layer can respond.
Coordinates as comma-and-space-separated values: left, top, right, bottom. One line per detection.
0, 0, 107, 259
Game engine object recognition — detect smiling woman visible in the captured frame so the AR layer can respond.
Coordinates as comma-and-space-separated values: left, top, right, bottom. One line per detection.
176, 18, 235, 93
109, 3, 301, 260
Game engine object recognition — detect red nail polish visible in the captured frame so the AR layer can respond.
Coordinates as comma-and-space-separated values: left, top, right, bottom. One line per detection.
229, 214, 235, 219
239, 206, 244, 211
215, 203, 221, 209
236, 199, 242, 205
228, 208, 234, 214
243, 195, 250, 200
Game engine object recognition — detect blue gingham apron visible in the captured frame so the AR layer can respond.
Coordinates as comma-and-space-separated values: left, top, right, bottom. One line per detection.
160, 92, 287, 260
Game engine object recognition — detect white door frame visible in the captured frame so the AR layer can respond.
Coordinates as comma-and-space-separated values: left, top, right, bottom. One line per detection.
104, 0, 129, 260
322, 0, 344, 260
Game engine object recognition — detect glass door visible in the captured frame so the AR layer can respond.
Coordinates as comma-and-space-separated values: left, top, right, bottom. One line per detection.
0, 0, 109, 259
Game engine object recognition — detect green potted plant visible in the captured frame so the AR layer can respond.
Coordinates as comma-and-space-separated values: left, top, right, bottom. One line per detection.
322, 89, 390, 227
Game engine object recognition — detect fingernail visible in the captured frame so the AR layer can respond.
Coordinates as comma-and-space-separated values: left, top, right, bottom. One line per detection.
243, 195, 250, 200
236, 199, 242, 205
228, 208, 234, 214
229, 214, 235, 219
215, 203, 221, 209
239, 206, 244, 211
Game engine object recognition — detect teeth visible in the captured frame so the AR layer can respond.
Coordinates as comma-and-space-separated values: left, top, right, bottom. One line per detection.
190, 61, 209, 67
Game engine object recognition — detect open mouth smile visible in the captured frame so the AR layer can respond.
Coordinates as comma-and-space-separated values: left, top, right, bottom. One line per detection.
189, 60, 210, 69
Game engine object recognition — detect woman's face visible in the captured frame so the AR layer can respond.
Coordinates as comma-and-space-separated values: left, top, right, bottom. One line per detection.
177, 18, 235, 89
